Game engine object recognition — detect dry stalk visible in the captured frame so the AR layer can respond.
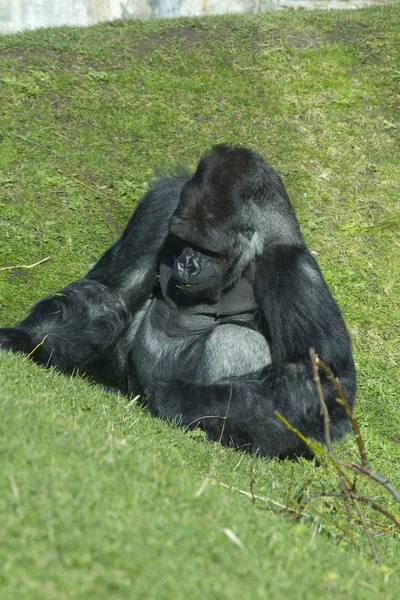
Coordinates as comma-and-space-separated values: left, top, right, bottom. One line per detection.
275, 348, 400, 564
0, 256, 51, 272
57, 168, 108, 197
315, 353, 369, 467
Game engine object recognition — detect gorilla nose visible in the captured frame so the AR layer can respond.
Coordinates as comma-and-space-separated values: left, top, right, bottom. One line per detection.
174, 248, 202, 282
186, 255, 201, 277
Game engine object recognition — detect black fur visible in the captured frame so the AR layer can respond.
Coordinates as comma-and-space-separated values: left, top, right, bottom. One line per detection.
0, 145, 356, 456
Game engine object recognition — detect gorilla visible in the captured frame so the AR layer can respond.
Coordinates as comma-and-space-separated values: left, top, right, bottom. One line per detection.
0, 145, 356, 457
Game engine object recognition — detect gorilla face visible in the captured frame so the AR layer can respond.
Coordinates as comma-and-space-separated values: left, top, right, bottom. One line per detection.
165, 227, 259, 303
162, 234, 232, 303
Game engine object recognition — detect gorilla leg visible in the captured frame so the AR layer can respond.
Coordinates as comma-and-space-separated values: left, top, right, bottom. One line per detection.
148, 361, 356, 457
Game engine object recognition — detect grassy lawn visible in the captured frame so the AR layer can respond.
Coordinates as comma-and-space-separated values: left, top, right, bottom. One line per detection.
0, 4, 399, 598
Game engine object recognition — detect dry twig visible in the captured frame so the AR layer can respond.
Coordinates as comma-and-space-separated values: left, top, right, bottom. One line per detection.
0, 256, 51, 272
275, 347, 400, 564
15, 134, 70, 162
57, 168, 108, 197
23, 335, 48, 362
316, 353, 369, 467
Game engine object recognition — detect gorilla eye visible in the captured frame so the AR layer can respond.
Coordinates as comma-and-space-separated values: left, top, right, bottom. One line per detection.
173, 236, 218, 258
192, 244, 219, 258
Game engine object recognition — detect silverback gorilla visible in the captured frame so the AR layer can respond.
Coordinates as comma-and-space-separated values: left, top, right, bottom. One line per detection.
0, 145, 356, 456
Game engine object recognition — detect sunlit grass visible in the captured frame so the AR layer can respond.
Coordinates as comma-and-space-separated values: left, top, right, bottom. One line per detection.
0, 4, 399, 598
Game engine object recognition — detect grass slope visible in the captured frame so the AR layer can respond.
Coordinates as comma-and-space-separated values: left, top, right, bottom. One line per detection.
0, 4, 399, 598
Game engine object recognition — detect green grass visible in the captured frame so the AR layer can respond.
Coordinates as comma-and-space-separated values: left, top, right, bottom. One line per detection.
0, 4, 399, 598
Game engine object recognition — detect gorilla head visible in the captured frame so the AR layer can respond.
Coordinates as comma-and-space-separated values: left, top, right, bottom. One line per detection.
166, 144, 300, 302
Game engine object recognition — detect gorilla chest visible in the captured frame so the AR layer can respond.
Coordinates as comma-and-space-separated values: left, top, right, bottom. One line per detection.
130, 297, 271, 389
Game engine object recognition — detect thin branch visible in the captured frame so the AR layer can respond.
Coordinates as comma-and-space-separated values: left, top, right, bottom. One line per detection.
249, 463, 256, 504
317, 356, 369, 468
353, 498, 380, 565
311, 509, 356, 544
275, 411, 352, 486
310, 348, 334, 455
193, 386, 235, 499
293, 469, 326, 503
15, 134, 55, 154
218, 385, 233, 445
311, 348, 378, 560
15, 134, 69, 162
315, 352, 400, 506
23, 335, 48, 361
311, 347, 357, 522
0, 256, 51, 272
187, 414, 227, 428
341, 474, 354, 530
57, 168, 108, 197
218, 480, 397, 538
338, 461, 400, 506
286, 467, 295, 511
81, 143, 96, 156
213, 480, 308, 516
302, 491, 400, 528
274, 412, 324, 454
51, 131, 77, 145
276, 348, 400, 563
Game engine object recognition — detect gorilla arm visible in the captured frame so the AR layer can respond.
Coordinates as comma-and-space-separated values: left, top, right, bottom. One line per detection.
148, 245, 357, 457
0, 175, 187, 371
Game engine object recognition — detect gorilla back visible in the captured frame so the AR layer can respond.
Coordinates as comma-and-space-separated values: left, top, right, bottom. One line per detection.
0, 145, 356, 457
